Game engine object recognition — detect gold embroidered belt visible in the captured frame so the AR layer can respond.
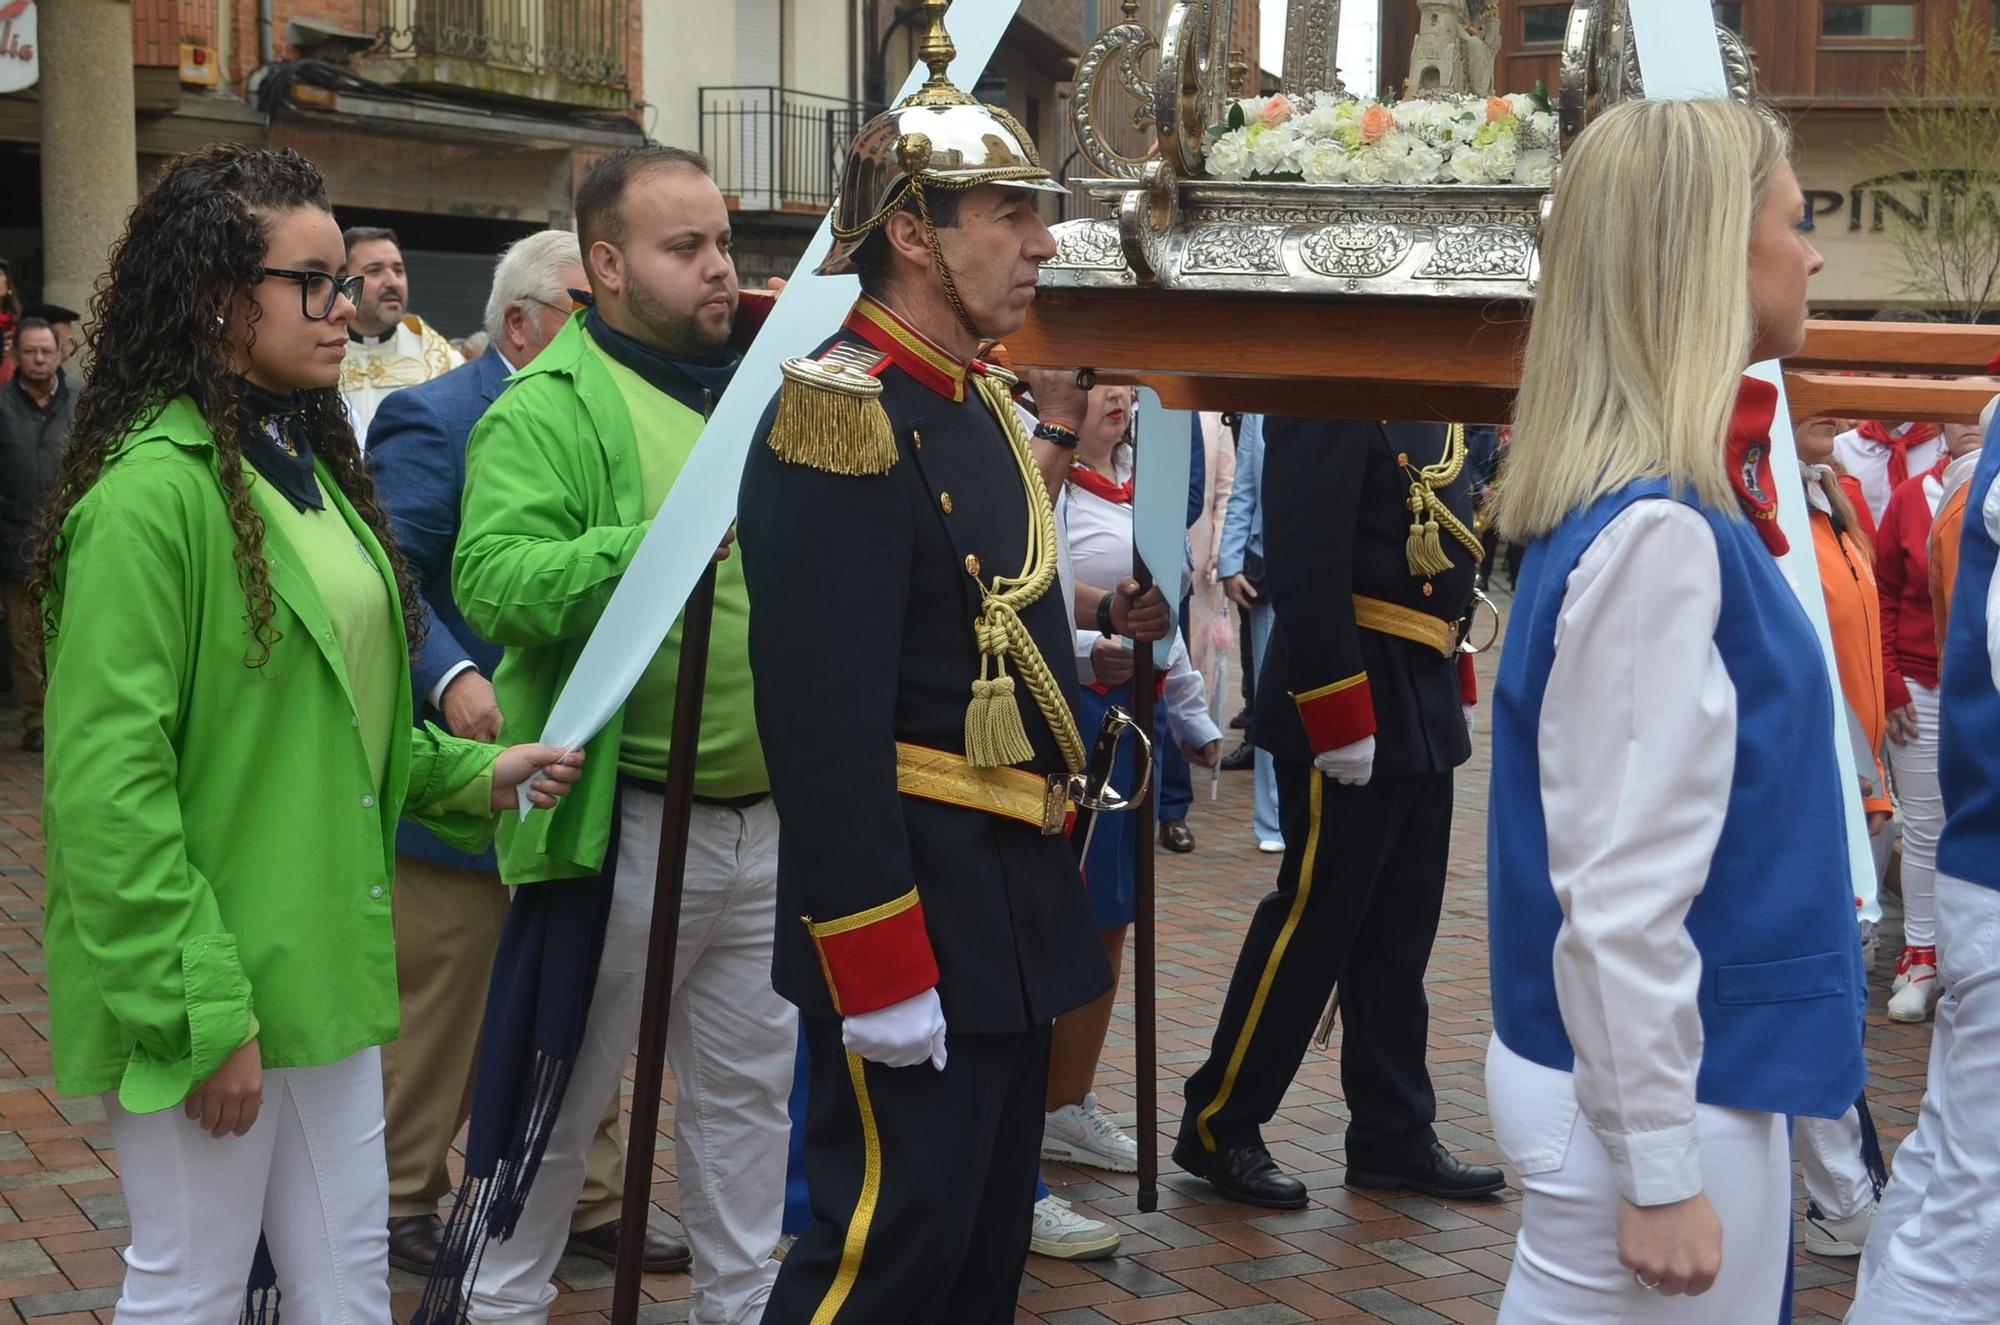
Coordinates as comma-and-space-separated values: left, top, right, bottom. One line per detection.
1353, 595, 1462, 658
894, 742, 1071, 835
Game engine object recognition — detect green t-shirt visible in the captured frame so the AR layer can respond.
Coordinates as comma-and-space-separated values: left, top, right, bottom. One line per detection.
591, 336, 768, 797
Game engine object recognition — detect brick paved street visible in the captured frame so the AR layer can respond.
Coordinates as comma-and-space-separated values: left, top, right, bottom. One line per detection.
0, 632, 1930, 1322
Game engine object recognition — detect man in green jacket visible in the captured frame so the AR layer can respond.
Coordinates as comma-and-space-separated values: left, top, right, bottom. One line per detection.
450, 145, 792, 1325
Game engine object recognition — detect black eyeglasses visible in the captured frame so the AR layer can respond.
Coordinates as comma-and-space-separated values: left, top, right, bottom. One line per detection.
258, 267, 366, 321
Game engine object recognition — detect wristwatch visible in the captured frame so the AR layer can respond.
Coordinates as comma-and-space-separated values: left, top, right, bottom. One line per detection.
1097, 591, 1117, 636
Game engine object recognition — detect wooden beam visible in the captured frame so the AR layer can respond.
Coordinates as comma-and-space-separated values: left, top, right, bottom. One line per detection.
1786, 372, 1999, 426
1794, 320, 2000, 374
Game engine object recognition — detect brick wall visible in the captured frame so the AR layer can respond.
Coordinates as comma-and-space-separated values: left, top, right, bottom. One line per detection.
132, 0, 219, 68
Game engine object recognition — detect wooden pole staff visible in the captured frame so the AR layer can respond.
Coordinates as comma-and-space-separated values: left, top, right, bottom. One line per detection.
610, 565, 718, 1324
1131, 552, 1160, 1214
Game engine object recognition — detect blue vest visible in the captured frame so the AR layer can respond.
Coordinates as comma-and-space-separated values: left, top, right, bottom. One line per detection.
1488, 479, 1864, 1121
1937, 438, 2000, 889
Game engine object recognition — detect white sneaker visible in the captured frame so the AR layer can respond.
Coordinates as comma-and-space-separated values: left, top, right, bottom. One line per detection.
1888, 962, 1940, 1022
1802, 1200, 1876, 1257
1029, 1195, 1120, 1260
1258, 839, 1285, 854
1043, 1091, 1139, 1173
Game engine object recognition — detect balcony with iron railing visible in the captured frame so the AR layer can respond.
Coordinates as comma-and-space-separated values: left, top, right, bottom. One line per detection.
699, 86, 875, 215
357, 0, 633, 111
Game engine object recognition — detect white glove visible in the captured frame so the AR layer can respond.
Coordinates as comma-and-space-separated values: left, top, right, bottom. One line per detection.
1463, 704, 1477, 737
1312, 735, 1375, 786
841, 987, 948, 1070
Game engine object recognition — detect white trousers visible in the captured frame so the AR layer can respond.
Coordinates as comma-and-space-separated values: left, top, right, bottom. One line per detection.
1887, 680, 1943, 947
1851, 873, 2000, 1322
108, 1046, 390, 1325
1246, 602, 1280, 844
467, 792, 796, 1325
1797, 1106, 1874, 1222
1486, 1037, 1790, 1325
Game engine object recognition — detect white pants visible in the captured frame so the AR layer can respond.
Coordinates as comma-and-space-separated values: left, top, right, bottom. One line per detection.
468, 792, 796, 1325
1888, 680, 1943, 947
1246, 602, 1280, 845
1798, 1106, 1874, 1222
108, 1047, 390, 1325
1852, 873, 2000, 1322
1486, 1037, 1789, 1325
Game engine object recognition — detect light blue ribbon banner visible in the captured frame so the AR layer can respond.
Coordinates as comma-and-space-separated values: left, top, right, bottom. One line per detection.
525, 2, 1026, 813
1628, 0, 1877, 917
1133, 389, 1193, 668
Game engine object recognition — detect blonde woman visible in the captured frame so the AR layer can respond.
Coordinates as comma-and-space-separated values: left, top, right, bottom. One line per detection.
1484, 99, 1866, 1322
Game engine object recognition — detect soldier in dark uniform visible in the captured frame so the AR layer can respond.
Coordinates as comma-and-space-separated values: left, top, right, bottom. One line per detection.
738, 9, 1114, 1320
1174, 416, 1507, 1208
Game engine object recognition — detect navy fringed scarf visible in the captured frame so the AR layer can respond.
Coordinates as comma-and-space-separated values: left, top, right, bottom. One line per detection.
412, 801, 622, 1323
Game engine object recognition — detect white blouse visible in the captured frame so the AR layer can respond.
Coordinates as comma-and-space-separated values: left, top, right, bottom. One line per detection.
1057, 476, 1223, 751
1539, 500, 1736, 1207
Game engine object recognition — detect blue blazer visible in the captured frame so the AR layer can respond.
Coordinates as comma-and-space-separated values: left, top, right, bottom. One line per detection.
366, 348, 513, 871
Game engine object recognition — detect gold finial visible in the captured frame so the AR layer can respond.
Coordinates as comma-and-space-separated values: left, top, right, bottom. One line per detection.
903, 0, 976, 106
1121, 0, 1140, 19
1228, 48, 1249, 96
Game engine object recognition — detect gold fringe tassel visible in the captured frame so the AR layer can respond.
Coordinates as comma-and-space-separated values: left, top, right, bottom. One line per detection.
1406, 490, 1455, 578
765, 367, 899, 477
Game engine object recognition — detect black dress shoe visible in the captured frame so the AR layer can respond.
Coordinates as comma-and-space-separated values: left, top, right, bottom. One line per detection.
1159, 820, 1196, 853
1229, 708, 1250, 730
387, 1214, 443, 1275
1173, 1138, 1308, 1209
566, 1219, 693, 1273
1219, 742, 1255, 772
1345, 1142, 1505, 1200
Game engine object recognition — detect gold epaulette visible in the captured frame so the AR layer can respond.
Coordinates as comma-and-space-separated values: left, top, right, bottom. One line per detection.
766, 343, 898, 477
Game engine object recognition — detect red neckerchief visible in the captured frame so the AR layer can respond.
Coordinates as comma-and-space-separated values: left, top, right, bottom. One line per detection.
1727, 376, 1789, 558
1068, 462, 1134, 506
1858, 419, 1944, 490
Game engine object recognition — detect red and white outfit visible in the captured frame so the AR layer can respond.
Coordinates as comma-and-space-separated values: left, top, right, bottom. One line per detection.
1836, 421, 1945, 530
1878, 456, 1952, 1016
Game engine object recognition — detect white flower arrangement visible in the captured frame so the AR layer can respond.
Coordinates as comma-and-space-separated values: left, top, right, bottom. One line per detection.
1201, 89, 1561, 188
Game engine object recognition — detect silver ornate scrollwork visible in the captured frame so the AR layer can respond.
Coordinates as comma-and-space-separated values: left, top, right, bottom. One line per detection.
1153, 0, 1235, 178
1298, 224, 1413, 278
1072, 22, 1161, 179
1618, 20, 1757, 103
1282, 0, 1343, 97
1184, 225, 1287, 274
1050, 221, 1126, 269
1419, 225, 1537, 279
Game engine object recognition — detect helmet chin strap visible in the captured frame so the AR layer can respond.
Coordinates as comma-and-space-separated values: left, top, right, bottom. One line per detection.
912, 178, 987, 346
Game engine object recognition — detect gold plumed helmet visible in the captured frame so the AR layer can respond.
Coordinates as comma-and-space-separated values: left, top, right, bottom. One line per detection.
817, 0, 1066, 287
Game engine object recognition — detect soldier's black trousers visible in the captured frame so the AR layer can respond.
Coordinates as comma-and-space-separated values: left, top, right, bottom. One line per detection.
761, 1017, 1051, 1325
1179, 759, 1454, 1167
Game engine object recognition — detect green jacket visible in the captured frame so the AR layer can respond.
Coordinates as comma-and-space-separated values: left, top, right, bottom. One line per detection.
43, 395, 498, 1111
454, 314, 765, 884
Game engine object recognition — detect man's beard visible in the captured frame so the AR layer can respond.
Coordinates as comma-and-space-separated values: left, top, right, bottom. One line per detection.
359, 290, 404, 335
626, 278, 733, 360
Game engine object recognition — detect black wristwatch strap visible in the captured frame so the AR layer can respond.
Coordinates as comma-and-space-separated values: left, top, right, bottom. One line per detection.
1034, 421, 1080, 449
1096, 591, 1116, 635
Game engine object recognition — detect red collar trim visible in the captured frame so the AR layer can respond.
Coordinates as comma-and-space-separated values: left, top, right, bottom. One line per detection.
845, 297, 970, 402
1068, 462, 1133, 505
1726, 376, 1790, 558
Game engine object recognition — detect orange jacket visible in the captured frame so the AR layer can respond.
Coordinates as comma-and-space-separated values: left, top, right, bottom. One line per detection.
1932, 479, 1970, 653
1812, 508, 1893, 815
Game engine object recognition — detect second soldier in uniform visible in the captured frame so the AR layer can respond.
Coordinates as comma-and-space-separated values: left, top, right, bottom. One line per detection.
1175, 416, 1508, 1208
738, 8, 1111, 1320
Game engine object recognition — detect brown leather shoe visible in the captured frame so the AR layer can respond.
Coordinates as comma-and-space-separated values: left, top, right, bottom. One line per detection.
566, 1219, 693, 1273
386, 1214, 443, 1275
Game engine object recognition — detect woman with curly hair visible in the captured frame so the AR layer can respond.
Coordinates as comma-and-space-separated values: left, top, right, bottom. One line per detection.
34, 143, 583, 1320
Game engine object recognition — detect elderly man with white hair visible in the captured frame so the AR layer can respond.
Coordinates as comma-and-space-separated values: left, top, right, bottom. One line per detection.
364, 230, 693, 1278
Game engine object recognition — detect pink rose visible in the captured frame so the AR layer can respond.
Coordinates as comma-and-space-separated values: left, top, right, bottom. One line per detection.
1485, 95, 1514, 123
1360, 104, 1395, 143
1260, 94, 1297, 127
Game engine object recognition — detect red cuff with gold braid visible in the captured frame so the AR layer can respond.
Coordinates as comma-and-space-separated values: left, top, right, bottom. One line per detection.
804, 888, 940, 1016
1458, 652, 1478, 707
1294, 673, 1376, 753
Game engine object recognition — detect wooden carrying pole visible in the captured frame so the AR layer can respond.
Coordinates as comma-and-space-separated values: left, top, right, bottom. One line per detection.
1131, 552, 1161, 1214
610, 566, 718, 1324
